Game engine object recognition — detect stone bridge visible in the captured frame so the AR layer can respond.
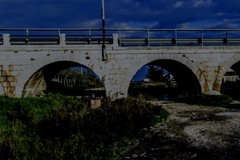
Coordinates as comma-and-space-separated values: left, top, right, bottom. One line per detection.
0, 28, 240, 100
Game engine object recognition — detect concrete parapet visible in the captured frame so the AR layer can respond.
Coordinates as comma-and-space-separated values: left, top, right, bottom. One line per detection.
112, 34, 119, 47
59, 33, 66, 46
3, 34, 10, 46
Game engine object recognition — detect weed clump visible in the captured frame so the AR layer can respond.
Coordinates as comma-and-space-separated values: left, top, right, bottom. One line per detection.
0, 94, 168, 160
175, 94, 232, 106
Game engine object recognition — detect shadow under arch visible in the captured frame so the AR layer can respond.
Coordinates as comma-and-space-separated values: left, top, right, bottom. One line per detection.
221, 61, 240, 99
23, 61, 105, 97
230, 61, 240, 79
128, 59, 202, 99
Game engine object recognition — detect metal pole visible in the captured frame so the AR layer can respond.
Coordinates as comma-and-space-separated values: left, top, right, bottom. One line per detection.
174, 29, 177, 46
101, 0, 106, 61
225, 29, 229, 46
147, 29, 150, 46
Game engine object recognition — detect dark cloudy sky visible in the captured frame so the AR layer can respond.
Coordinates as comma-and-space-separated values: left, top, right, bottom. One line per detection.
0, 0, 239, 29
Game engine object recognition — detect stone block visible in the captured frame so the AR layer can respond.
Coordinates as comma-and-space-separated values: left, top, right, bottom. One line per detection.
90, 99, 101, 109
7, 76, 16, 82
8, 65, 14, 71
10, 82, 17, 87
2, 82, 9, 87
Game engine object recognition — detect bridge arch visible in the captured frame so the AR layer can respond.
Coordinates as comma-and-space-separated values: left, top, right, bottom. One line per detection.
124, 54, 205, 98
16, 54, 105, 97
218, 54, 240, 94
127, 59, 202, 97
218, 54, 240, 79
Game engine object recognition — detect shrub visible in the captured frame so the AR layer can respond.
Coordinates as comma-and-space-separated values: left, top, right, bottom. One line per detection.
175, 94, 232, 106
0, 94, 168, 160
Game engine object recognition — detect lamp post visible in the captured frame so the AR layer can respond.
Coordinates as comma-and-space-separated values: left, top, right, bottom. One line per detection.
101, 0, 106, 61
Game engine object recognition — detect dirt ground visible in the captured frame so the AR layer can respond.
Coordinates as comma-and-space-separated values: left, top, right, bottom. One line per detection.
123, 102, 240, 160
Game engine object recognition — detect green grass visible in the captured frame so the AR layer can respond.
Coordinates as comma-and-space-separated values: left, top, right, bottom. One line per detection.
0, 94, 168, 160
175, 94, 233, 106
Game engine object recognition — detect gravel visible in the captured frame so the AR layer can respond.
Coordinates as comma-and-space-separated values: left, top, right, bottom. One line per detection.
123, 102, 240, 160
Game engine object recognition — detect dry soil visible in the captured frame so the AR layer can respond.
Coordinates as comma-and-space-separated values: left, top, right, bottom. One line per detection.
124, 102, 240, 160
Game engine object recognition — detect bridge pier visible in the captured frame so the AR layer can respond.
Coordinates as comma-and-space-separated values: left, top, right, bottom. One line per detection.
0, 65, 17, 96
102, 69, 130, 100
105, 86, 128, 100
204, 90, 221, 95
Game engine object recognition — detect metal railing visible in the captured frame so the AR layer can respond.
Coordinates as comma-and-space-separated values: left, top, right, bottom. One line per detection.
0, 28, 240, 46
0, 28, 113, 45
111, 28, 240, 46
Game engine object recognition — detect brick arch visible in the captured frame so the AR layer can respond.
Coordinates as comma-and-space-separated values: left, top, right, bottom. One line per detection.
124, 53, 206, 96
16, 54, 105, 97
217, 54, 240, 92
218, 54, 240, 79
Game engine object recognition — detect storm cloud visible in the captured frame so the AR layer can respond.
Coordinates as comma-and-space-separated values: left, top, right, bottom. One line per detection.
0, 0, 239, 29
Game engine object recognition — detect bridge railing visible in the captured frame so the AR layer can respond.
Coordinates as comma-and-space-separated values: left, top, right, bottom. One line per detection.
110, 28, 240, 46
0, 28, 240, 46
0, 28, 113, 46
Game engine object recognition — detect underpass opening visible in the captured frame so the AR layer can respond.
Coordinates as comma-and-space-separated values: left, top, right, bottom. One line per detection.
128, 59, 201, 100
23, 61, 105, 98
221, 63, 240, 100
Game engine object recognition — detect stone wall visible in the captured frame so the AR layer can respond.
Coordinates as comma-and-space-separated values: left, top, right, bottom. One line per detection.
0, 65, 17, 96
0, 44, 240, 100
